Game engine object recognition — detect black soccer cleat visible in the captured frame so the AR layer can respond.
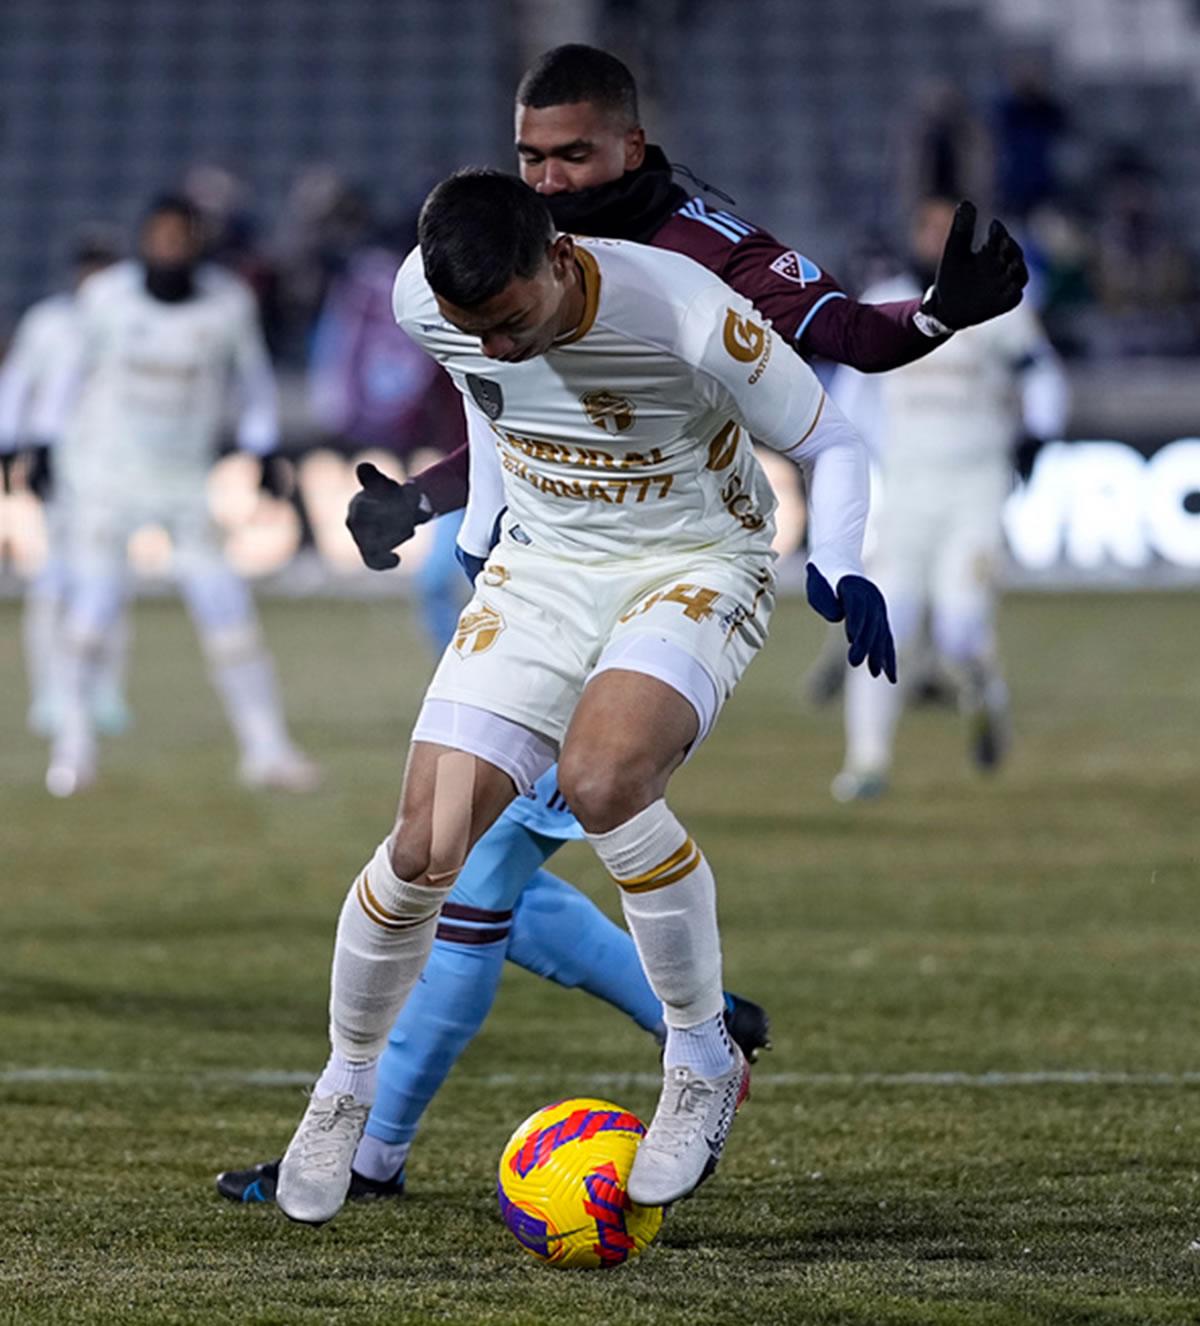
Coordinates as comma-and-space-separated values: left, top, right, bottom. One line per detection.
723, 992, 772, 1063
215, 1157, 406, 1205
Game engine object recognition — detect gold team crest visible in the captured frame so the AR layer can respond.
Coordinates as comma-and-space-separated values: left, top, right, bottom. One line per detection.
581, 389, 636, 434
722, 308, 766, 363
453, 603, 505, 657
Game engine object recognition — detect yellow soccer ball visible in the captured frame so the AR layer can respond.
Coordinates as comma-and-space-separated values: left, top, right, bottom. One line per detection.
497, 1097, 665, 1269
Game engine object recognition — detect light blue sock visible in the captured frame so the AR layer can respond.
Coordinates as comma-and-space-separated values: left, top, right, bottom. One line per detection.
361, 812, 558, 1153
507, 870, 666, 1039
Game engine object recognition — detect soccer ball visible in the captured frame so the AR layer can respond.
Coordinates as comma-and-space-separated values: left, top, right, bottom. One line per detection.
497, 1097, 664, 1269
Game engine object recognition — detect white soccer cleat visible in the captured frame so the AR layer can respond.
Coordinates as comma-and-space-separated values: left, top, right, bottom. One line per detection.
830, 769, 888, 803
45, 759, 95, 799
239, 749, 322, 794
627, 1047, 750, 1206
276, 1092, 371, 1226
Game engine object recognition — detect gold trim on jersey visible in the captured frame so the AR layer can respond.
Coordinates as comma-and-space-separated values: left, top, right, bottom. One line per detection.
612, 838, 702, 893
557, 246, 602, 346
794, 391, 826, 450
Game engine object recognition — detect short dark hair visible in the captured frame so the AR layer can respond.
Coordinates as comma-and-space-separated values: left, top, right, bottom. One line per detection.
516, 44, 639, 127
418, 169, 554, 308
143, 193, 202, 230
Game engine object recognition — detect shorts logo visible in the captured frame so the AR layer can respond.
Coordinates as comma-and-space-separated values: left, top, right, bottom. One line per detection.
768, 251, 821, 286
581, 389, 636, 434
722, 309, 765, 363
453, 603, 505, 657
466, 374, 504, 421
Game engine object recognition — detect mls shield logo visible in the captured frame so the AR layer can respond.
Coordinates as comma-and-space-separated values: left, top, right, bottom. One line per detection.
769, 251, 822, 287
466, 374, 504, 421
453, 603, 505, 657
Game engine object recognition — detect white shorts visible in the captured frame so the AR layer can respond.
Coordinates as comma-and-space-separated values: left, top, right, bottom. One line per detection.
419, 538, 776, 779
60, 476, 225, 582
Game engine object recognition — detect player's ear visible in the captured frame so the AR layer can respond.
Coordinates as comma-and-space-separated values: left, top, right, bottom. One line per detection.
624, 127, 646, 172
548, 233, 575, 279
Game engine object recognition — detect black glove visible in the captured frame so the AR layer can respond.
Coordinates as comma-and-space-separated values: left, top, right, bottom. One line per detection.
346, 461, 432, 571
25, 444, 53, 501
0, 453, 13, 495
806, 563, 897, 683
1013, 434, 1043, 483
258, 451, 292, 500
921, 201, 1029, 332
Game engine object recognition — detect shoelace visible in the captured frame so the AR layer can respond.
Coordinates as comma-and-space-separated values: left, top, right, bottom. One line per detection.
644, 1070, 719, 1160
292, 1095, 369, 1174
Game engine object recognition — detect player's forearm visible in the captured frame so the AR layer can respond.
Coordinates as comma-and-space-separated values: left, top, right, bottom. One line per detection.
410, 441, 470, 516
803, 296, 946, 374
782, 395, 869, 585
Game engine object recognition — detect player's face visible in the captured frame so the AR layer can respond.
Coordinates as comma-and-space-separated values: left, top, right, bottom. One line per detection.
435, 236, 579, 363
515, 101, 645, 195
140, 213, 200, 268
911, 200, 957, 269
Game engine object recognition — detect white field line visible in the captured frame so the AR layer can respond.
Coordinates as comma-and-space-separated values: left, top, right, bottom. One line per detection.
3, 1067, 1200, 1089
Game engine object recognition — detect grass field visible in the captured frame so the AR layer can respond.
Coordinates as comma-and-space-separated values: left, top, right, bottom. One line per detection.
2, 590, 1199, 1325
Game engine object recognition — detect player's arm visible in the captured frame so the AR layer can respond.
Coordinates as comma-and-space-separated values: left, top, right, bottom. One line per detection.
686, 286, 895, 681
228, 288, 291, 496
1009, 309, 1070, 481
722, 201, 1027, 374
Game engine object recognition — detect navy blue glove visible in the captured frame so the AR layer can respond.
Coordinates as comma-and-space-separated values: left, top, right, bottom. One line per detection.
806, 563, 897, 683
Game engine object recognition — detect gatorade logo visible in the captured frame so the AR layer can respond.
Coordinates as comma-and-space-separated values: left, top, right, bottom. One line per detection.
722, 309, 765, 363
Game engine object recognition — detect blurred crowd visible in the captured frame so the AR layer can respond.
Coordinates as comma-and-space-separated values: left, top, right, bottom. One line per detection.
897, 58, 1199, 359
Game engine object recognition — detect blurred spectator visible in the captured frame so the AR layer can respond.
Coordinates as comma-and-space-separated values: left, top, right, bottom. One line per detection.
993, 57, 1068, 220
900, 82, 993, 221
1087, 148, 1198, 356
264, 166, 376, 364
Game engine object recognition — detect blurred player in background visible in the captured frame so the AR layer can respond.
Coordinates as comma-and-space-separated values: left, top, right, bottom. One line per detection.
210, 45, 1026, 1211
308, 219, 468, 652
41, 195, 319, 797
0, 230, 130, 739
829, 195, 1068, 801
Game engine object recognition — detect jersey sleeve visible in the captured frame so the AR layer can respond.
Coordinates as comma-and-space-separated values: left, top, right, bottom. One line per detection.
228, 286, 280, 454
678, 280, 825, 451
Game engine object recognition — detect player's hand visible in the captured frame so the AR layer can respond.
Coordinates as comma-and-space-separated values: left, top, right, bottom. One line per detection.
346, 461, 431, 571
1013, 434, 1043, 483
258, 451, 292, 500
806, 564, 897, 683
25, 444, 53, 502
922, 201, 1028, 331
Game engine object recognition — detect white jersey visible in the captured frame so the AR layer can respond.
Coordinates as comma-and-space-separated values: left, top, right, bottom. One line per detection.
394, 237, 827, 565
0, 292, 82, 448
47, 261, 278, 492
832, 274, 1067, 478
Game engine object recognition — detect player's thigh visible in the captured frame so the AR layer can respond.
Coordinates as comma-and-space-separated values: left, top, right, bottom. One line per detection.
932, 491, 1005, 639
390, 739, 520, 882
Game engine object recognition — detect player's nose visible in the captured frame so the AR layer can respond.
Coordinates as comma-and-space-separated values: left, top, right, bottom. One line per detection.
538, 161, 571, 195
480, 332, 517, 360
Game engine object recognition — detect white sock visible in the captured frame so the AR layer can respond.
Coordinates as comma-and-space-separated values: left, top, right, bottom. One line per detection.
314, 1051, 379, 1103
329, 838, 449, 1062
51, 635, 100, 771
352, 1134, 411, 1182
204, 629, 293, 763
664, 1011, 737, 1077
23, 588, 62, 716
588, 800, 727, 1041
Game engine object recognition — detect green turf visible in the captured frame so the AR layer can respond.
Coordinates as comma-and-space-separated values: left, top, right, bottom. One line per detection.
2, 592, 1199, 1324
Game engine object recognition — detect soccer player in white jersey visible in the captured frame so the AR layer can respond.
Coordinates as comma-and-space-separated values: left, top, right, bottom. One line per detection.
0, 232, 130, 739
275, 169, 894, 1225
42, 196, 318, 797
829, 195, 1068, 801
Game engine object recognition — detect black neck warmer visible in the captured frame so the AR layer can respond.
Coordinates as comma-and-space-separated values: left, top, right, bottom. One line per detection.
144, 262, 196, 303
544, 144, 691, 243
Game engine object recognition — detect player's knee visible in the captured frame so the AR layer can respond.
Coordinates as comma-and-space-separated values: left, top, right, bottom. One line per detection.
933, 609, 990, 664
388, 827, 431, 884
557, 755, 656, 835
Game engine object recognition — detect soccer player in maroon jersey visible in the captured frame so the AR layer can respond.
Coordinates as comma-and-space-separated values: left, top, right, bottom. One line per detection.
347, 43, 1026, 557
